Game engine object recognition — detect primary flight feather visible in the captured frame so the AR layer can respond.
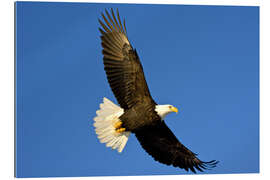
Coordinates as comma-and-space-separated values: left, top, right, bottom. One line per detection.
93, 8, 218, 173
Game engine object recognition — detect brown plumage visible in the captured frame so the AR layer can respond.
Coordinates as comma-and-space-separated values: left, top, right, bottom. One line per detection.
98, 8, 218, 173
135, 121, 218, 173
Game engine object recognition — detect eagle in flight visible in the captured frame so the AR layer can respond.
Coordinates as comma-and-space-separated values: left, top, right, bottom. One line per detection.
93, 9, 218, 173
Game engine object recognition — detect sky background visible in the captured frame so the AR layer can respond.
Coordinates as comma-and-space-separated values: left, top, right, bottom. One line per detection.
15, 2, 259, 177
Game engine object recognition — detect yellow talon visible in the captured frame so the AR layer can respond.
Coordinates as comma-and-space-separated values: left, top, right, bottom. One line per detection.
114, 121, 122, 129
116, 128, 126, 133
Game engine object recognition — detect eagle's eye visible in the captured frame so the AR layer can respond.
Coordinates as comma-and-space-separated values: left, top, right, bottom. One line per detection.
169, 106, 172, 109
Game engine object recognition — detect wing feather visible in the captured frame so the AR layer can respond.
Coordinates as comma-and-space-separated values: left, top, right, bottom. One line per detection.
135, 121, 218, 173
123, 19, 127, 34
116, 9, 125, 33
99, 9, 155, 109
111, 9, 121, 31
105, 9, 118, 30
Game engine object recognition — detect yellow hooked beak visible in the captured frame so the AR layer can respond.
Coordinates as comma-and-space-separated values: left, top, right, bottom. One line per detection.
171, 106, 178, 114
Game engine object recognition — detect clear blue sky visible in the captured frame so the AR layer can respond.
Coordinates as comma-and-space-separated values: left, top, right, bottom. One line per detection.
15, 2, 259, 177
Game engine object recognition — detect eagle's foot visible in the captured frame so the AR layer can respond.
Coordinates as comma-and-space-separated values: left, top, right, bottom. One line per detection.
114, 121, 122, 129
115, 128, 126, 133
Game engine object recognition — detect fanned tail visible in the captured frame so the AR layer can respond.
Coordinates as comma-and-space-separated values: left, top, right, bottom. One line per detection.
93, 97, 130, 153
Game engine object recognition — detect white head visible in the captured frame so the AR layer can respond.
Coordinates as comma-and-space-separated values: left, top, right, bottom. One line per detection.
155, 104, 178, 120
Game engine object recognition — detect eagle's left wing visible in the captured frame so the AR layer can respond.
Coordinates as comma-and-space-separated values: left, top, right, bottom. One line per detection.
135, 121, 218, 173
98, 9, 156, 110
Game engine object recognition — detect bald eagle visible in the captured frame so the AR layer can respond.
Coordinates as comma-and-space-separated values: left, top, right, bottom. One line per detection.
93, 9, 218, 173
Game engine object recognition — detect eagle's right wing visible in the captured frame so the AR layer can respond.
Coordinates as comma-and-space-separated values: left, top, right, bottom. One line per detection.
135, 121, 218, 173
99, 9, 156, 110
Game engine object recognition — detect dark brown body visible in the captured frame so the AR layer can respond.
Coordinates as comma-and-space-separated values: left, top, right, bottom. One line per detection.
120, 100, 160, 132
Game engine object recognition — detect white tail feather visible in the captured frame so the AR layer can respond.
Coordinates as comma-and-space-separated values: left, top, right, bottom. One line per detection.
93, 97, 130, 153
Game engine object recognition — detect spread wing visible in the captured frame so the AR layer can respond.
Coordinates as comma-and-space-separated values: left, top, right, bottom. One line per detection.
99, 9, 155, 110
135, 121, 219, 173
